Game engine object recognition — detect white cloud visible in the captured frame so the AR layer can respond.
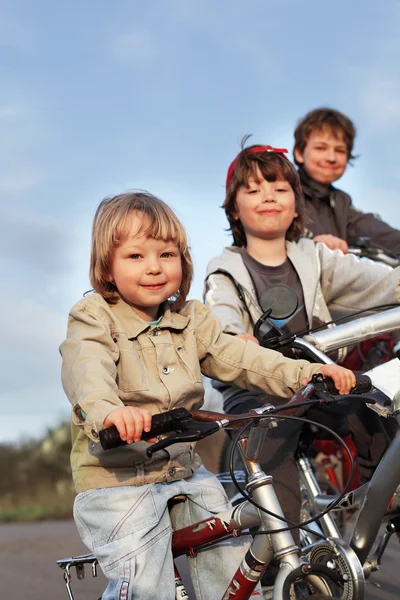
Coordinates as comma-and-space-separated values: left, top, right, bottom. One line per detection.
111, 30, 158, 64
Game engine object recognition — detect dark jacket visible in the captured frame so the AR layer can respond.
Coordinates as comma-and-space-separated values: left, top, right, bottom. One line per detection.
299, 168, 400, 256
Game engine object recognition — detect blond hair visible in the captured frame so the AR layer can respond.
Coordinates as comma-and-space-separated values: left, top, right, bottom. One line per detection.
90, 192, 193, 311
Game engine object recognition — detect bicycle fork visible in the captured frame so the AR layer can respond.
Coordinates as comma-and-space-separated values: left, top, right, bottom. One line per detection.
297, 453, 342, 539
223, 409, 334, 600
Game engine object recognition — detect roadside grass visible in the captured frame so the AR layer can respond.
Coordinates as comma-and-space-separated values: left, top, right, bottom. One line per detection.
0, 422, 75, 522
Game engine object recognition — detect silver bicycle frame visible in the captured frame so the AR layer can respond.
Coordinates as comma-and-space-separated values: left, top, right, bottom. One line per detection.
296, 307, 400, 577
234, 408, 331, 599
303, 306, 400, 353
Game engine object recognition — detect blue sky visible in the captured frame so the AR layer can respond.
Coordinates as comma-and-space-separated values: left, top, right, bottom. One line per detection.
2, 0, 400, 442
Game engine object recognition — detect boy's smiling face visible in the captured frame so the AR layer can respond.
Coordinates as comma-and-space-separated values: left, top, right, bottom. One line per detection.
294, 129, 348, 185
107, 213, 183, 321
234, 167, 297, 242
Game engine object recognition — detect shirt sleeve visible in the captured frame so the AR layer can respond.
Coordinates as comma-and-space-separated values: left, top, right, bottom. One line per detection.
60, 303, 124, 442
193, 301, 323, 397
317, 242, 400, 314
347, 204, 400, 256
204, 272, 250, 334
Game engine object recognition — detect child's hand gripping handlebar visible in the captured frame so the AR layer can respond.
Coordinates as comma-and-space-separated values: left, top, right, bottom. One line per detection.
99, 407, 227, 456
99, 374, 373, 456
312, 372, 372, 396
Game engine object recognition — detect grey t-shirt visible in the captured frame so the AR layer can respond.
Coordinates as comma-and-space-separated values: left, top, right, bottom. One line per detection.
238, 247, 308, 335
217, 248, 309, 412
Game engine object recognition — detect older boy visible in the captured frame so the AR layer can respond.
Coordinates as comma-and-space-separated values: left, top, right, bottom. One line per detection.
293, 107, 400, 255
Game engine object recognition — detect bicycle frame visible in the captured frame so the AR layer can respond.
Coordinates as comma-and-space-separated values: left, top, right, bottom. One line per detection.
299, 402, 400, 568
293, 311, 400, 580
58, 404, 348, 600
58, 307, 400, 600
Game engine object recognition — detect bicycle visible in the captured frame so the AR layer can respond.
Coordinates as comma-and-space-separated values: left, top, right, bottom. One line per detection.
347, 237, 400, 270
57, 365, 400, 599
219, 305, 400, 528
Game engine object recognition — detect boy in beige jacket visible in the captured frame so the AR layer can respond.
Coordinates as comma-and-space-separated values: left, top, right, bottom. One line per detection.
61, 191, 352, 600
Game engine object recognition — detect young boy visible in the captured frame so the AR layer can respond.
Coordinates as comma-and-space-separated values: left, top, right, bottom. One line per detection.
293, 107, 400, 255
61, 191, 353, 599
204, 143, 400, 558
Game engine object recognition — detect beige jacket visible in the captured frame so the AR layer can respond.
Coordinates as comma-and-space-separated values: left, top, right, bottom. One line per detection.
60, 292, 324, 492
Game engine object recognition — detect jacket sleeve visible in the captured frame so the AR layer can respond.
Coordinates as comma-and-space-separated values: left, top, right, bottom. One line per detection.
60, 303, 124, 441
346, 203, 400, 256
317, 242, 400, 314
204, 272, 250, 334
193, 302, 323, 397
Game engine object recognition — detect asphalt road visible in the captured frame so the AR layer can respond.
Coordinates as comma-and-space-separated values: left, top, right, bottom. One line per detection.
0, 520, 399, 599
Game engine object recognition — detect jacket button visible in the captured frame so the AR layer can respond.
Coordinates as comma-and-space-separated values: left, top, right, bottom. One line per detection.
169, 467, 176, 476
162, 366, 170, 375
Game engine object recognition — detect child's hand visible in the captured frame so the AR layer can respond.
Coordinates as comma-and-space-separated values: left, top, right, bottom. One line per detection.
103, 406, 153, 444
302, 364, 356, 394
237, 333, 260, 344
314, 234, 348, 254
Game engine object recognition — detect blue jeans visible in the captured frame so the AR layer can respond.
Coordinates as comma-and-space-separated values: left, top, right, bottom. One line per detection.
74, 466, 260, 599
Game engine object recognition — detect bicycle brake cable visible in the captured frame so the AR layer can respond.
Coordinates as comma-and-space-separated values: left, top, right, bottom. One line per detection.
228, 409, 356, 537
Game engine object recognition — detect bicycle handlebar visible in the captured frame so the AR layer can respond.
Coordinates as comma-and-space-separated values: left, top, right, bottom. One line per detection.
304, 306, 400, 353
348, 246, 399, 268
99, 374, 372, 454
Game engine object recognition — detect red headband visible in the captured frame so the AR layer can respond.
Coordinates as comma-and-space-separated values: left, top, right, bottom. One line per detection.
225, 145, 288, 190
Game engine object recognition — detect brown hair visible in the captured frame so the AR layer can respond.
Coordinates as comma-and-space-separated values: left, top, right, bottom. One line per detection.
223, 139, 305, 247
293, 107, 357, 165
89, 191, 193, 311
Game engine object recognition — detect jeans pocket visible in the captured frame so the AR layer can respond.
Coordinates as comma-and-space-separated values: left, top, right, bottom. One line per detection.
74, 485, 159, 548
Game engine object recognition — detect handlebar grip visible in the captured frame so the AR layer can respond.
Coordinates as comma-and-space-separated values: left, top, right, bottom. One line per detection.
99, 408, 191, 450
100, 423, 162, 450
99, 425, 126, 450
318, 374, 372, 395
351, 374, 373, 394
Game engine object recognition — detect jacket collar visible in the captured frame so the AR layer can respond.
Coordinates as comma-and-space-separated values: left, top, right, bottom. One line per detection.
206, 246, 256, 294
206, 242, 317, 326
111, 298, 190, 340
299, 166, 333, 203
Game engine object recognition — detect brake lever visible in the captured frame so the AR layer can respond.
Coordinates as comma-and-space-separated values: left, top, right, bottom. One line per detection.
311, 374, 376, 404
264, 333, 296, 349
146, 420, 222, 457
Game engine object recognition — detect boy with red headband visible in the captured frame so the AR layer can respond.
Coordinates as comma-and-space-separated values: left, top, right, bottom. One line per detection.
204, 140, 400, 588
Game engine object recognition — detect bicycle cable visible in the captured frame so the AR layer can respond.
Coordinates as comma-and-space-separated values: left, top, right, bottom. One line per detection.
227, 403, 359, 537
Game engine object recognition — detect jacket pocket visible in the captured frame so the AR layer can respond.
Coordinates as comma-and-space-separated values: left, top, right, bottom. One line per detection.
115, 335, 149, 392
175, 344, 202, 383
